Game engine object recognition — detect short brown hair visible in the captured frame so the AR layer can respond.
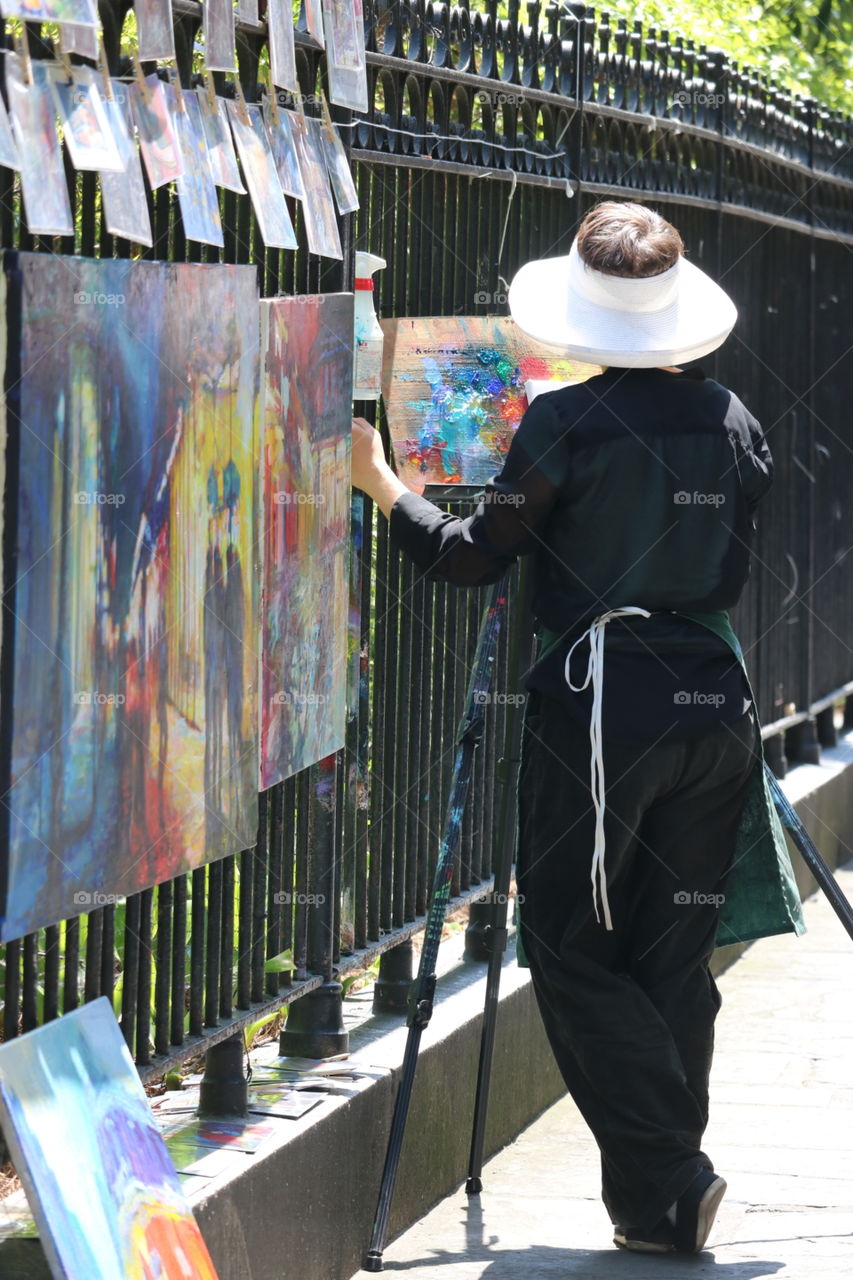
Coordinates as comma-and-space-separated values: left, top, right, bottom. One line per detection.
576, 201, 684, 278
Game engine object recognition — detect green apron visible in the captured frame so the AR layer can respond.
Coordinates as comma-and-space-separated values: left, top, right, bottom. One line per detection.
515, 609, 806, 963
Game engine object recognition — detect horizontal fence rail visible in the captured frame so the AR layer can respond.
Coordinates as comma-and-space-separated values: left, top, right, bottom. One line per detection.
1, 1, 852, 1075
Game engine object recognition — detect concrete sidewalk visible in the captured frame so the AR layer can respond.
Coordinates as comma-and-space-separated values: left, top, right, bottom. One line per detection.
350, 863, 853, 1280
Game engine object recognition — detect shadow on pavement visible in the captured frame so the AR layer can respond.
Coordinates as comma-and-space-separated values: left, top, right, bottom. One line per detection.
378, 1244, 786, 1278
375, 1198, 787, 1278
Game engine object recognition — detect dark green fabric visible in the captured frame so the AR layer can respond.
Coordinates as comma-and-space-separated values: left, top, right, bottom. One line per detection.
514, 612, 806, 965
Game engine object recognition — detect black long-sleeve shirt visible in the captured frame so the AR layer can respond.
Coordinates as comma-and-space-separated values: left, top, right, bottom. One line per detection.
388, 364, 773, 743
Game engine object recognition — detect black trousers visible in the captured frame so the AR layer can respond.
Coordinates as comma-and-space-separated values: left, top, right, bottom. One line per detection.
516, 689, 758, 1229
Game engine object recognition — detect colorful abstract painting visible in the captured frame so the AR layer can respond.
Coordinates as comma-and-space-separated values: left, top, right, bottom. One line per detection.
267, 0, 298, 91
58, 21, 99, 60
203, 0, 237, 72
130, 75, 184, 190
195, 89, 244, 193
0, 253, 259, 942
0, 998, 220, 1280
322, 0, 367, 111
288, 110, 342, 259
266, 108, 305, 199
165, 85, 224, 248
49, 65, 124, 173
314, 117, 359, 214
0, 89, 20, 170
259, 295, 354, 790
380, 316, 601, 492
6, 56, 74, 237
0, 0, 96, 22
226, 101, 298, 250
99, 85, 153, 247
135, 0, 176, 62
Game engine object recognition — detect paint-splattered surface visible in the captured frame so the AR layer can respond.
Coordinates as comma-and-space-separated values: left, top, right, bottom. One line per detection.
1, 253, 259, 942
0, 998, 219, 1279
380, 317, 599, 492
259, 294, 354, 789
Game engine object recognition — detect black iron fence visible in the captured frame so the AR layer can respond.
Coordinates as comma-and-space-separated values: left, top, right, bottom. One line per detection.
1, 1, 853, 1077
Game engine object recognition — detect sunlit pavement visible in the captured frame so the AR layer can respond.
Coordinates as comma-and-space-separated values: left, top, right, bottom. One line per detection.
350, 862, 853, 1280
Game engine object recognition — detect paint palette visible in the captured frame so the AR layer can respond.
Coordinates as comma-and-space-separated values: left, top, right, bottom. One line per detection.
380, 316, 599, 492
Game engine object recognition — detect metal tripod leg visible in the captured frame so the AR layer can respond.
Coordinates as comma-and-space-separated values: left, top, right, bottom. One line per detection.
363, 577, 508, 1272
466, 563, 536, 1194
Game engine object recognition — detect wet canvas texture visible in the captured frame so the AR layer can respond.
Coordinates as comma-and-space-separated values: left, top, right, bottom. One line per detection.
380, 316, 600, 492
0, 252, 260, 942
259, 293, 354, 789
0, 998, 220, 1279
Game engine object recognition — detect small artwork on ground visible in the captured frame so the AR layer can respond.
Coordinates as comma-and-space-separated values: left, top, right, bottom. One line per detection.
0, 253, 260, 942
0, 998, 220, 1279
380, 316, 601, 492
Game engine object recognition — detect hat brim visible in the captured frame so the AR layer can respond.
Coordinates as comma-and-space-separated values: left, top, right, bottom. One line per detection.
508, 254, 737, 368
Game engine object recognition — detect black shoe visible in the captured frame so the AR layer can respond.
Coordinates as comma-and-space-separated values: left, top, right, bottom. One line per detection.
613, 1217, 676, 1254
674, 1169, 727, 1253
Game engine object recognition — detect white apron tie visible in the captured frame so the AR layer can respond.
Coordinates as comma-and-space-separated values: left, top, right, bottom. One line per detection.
564, 607, 653, 930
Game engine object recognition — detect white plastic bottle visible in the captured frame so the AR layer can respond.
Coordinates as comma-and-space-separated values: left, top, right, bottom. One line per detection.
353, 251, 387, 402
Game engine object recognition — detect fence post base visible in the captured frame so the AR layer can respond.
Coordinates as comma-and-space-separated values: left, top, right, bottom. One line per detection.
464, 898, 493, 962
816, 705, 838, 749
197, 1034, 249, 1118
764, 732, 787, 779
279, 981, 349, 1058
787, 717, 821, 765
372, 939, 414, 1012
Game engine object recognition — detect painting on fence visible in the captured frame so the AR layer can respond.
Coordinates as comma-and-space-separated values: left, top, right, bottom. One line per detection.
226, 101, 298, 250
165, 84, 224, 248
5, 56, 74, 237
259, 294, 354, 789
0, 997, 220, 1280
0, 0, 96, 23
380, 316, 601, 492
98, 85, 153, 247
48, 65, 124, 173
0, 253, 260, 942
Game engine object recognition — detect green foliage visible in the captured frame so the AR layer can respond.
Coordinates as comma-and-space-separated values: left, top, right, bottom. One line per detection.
601, 0, 853, 112
264, 948, 296, 974
243, 1009, 282, 1052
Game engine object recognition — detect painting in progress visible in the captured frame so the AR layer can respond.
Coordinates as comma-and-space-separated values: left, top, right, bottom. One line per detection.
259, 294, 354, 790
0, 253, 259, 942
380, 316, 601, 492
0, 998, 219, 1280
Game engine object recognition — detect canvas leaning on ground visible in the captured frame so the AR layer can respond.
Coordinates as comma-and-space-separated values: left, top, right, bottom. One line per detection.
0, 998, 220, 1280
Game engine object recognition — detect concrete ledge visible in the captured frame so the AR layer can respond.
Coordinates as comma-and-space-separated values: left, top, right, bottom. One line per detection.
194, 941, 564, 1280
3, 732, 853, 1280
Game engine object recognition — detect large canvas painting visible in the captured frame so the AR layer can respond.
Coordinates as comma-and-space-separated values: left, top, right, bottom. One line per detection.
0, 253, 260, 942
381, 316, 600, 492
259, 295, 354, 790
0, 998, 220, 1279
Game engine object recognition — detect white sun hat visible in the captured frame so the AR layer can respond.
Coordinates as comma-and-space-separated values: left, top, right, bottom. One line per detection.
508, 239, 737, 368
